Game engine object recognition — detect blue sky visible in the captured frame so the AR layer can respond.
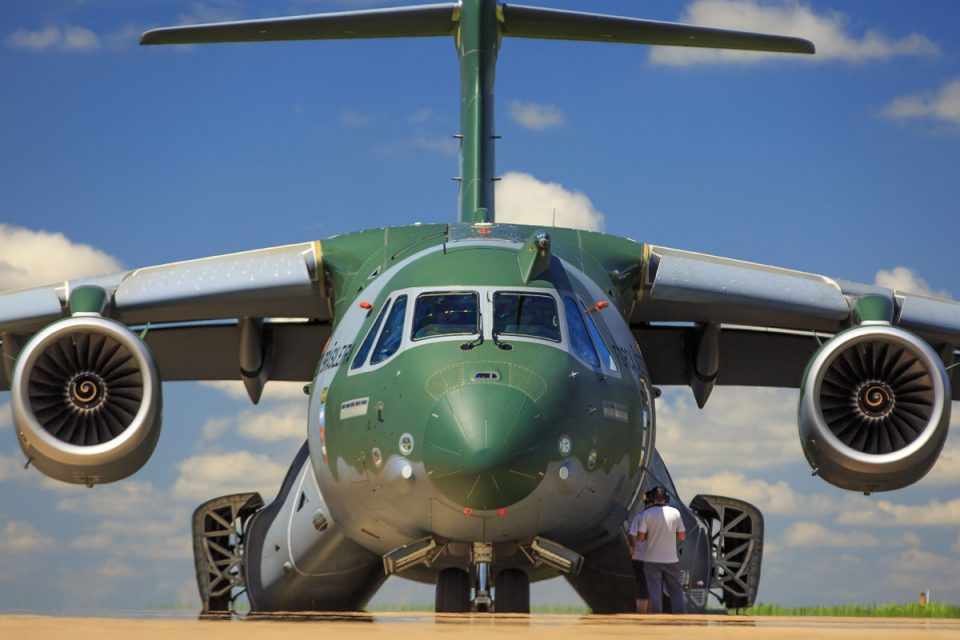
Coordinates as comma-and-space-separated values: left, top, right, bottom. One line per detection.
1, 0, 958, 612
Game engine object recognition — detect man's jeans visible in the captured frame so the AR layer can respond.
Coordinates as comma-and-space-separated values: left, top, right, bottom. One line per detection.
643, 561, 685, 614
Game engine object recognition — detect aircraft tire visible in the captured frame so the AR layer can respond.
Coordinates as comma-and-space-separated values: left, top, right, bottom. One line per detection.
435, 568, 471, 613
494, 569, 530, 614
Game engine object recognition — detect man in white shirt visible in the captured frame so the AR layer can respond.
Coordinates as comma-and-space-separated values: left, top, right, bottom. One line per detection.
627, 494, 654, 613
634, 486, 686, 614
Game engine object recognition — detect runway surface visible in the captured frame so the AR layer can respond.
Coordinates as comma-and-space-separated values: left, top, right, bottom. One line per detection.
3, 613, 959, 639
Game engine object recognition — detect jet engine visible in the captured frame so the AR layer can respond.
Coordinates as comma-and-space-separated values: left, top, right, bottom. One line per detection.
798, 324, 951, 493
10, 316, 162, 486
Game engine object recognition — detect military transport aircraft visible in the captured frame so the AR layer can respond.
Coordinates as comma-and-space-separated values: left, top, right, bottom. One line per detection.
1, 0, 957, 616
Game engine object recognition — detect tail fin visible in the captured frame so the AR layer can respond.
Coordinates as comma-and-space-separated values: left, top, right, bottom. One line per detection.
140, 1, 815, 224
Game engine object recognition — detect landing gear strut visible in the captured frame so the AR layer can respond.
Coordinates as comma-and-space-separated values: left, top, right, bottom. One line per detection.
473, 542, 493, 612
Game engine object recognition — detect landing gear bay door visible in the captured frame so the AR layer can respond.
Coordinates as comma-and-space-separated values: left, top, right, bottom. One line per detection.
689, 494, 764, 610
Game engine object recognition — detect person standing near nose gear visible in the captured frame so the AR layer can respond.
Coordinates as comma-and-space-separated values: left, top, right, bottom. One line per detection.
628, 492, 655, 613
637, 486, 686, 614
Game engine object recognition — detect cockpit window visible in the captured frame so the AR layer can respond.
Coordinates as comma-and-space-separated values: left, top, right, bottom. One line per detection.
584, 312, 618, 372
351, 301, 390, 369
493, 292, 561, 342
412, 292, 479, 340
371, 295, 408, 364
563, 296, 600, 368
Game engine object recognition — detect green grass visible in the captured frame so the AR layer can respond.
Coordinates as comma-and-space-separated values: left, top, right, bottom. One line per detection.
744, 602, 960, 619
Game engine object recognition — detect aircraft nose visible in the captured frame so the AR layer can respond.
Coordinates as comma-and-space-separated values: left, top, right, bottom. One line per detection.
423, 383, 548, 511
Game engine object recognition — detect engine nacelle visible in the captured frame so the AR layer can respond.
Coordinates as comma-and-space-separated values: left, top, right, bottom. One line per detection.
10, 316, 162, 486
799, 324, 950, 493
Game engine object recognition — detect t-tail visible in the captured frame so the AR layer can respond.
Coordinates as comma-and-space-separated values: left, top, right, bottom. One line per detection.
141, 1, 814, 224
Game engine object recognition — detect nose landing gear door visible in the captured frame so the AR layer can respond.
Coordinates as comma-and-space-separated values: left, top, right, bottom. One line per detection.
689, 494, 764, 610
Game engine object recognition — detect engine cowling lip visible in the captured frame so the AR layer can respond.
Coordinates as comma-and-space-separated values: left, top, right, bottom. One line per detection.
10, 315, 160, 468
801, 324, 950, 474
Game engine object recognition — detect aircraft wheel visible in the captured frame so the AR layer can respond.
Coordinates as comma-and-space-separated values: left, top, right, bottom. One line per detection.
494, 569, 530, 613
435, 568, 471, 613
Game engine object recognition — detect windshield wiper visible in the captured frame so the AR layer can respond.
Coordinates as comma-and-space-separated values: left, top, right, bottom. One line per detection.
492, 330, 513, 351
460, 314, 484, 351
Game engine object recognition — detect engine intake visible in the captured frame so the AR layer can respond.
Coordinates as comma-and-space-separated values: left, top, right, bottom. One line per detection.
11, 316, 162, 486
799, 324, 950, 493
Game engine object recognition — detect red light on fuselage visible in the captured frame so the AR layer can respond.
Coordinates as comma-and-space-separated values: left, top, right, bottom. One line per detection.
359, 301, 372, 310
463, 507, 474, 517
496, 508, 507, 518
589, 300, 610, 313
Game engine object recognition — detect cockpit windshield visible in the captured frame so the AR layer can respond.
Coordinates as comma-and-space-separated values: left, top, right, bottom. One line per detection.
412, 292, 479, 340
493, 292, 561, 342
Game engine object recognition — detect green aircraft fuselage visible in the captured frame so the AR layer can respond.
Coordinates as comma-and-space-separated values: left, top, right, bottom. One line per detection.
306, 223, 654, 547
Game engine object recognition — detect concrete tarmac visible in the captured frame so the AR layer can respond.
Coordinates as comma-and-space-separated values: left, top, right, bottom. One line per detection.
3, 614, 959, 639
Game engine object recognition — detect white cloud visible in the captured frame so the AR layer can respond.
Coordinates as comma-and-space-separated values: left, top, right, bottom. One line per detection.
495, 172, 605, 231
657, 387, 800, 473
836, 497, 960, 528
200, 380, 306, 402
650, 0, 938, 66
201, 416, 232, 441
0, 520, 54, 553
882, 78, 960, 127
6, 26, 100, 52
675, 471, 832, 515
509, 101, 566, 131
0, 224, 122, 291
784, 521, 880, 548
874, 266, 951, 298
173, 451, 287, 501
196, 383, 308, 441
236, 405, 306, 442
56, 481, 165, 518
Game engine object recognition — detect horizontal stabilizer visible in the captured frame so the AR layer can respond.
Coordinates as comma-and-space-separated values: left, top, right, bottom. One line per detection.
501, 4, 815, 54
140, 3, 457, 45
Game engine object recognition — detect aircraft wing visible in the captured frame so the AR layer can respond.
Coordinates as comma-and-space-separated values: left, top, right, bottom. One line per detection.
629, 245, 960, 403
0, 242, 331, 394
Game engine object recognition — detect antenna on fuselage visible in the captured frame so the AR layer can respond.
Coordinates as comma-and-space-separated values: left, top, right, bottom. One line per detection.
140, 1, 814, 225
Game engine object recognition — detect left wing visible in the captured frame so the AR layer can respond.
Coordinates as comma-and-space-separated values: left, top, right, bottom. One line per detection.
0, 242, 331, 398
627, 245, 960, 405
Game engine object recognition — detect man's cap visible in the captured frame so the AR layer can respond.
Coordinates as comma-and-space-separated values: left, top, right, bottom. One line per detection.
645, 486, 669, 503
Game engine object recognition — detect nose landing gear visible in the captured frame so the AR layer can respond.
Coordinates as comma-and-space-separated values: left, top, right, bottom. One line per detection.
473, 543, 494, 612
433, 543, 531, 614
